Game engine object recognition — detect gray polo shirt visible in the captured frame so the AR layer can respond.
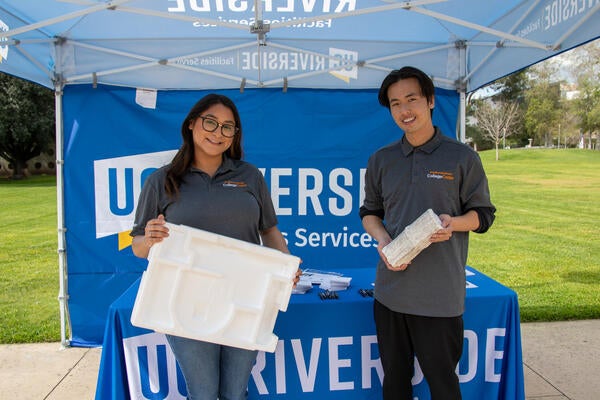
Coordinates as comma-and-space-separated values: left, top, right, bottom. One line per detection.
131, 156, 277, 245
361, 128, 495, 317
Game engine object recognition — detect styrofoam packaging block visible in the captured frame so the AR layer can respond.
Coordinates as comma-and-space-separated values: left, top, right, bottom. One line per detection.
131, 223, 300, 353
382, 209, 443, 267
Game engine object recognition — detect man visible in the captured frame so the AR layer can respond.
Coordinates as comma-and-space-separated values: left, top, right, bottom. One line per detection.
359, 66, 496, 400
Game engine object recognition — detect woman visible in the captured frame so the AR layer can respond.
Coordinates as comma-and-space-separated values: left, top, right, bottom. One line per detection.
130, 93, 297, 400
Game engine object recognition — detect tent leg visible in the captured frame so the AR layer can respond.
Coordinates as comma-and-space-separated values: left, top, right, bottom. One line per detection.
459, 91, 466, 143
54, 85, 71, 347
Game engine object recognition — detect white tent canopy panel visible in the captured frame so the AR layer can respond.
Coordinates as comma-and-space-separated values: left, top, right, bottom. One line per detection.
0, 0, 598, 92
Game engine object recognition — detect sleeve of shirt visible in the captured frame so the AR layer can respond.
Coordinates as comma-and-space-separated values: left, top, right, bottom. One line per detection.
130, 172, 163, 237
461, 151, 496, 234
469, 206, 496, 233
255, 169, 279, 231
359, 153, 385, 220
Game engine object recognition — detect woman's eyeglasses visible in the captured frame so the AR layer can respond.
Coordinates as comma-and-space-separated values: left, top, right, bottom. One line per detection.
198, 116, 238, 138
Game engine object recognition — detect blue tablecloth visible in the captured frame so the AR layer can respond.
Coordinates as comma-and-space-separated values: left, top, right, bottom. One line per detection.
95, 267, 525, 400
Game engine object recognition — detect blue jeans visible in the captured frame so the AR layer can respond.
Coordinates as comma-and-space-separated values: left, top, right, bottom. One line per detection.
166, 334, 258, 400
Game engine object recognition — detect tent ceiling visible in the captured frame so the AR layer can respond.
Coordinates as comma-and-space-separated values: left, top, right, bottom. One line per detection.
0, 0, 598, 92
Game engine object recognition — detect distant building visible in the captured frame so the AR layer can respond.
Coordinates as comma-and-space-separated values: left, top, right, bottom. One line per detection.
0, 146, 56, 177
561, 83, 580, 100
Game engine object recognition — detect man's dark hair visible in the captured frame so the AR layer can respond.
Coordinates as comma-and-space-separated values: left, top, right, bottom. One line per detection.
378, 66, 435, 114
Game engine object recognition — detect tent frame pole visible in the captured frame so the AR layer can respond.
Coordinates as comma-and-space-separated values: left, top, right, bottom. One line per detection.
54, 82, 71, 347
457, 39, 467, 143
460, 91, 466, 143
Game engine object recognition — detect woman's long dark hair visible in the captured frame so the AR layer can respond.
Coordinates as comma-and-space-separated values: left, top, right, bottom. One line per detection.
165, 94, 243, 198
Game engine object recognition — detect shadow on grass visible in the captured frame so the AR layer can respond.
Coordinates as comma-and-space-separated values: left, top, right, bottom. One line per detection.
561, 270, 600, 285
520, 304, 600, 323
0, 175, 56, 187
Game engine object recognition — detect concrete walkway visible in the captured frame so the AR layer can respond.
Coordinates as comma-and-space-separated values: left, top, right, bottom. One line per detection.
1, 319, 599, 399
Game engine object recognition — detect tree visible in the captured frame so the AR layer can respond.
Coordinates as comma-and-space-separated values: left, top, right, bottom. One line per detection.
473, 99, 520, 160
467, 39, 599, 149
0, 73, 55, 179
570, 41, 600, 148
488, 70, 529, 147
558, 101, 583, 148
465, 122, 494, 151
523, 64, 563, 147
489, 69, 530, 104
467, 70, 529, 149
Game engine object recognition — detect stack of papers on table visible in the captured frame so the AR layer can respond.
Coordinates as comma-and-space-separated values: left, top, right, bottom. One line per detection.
291, 278, 313, 294
292, 269, 352, 294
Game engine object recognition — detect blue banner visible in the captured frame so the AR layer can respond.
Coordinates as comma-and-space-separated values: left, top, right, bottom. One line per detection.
62, 85, 458, 346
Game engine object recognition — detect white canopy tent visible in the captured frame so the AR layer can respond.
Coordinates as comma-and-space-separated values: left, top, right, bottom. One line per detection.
0, 0, 598, 345
2, 1, 598, 92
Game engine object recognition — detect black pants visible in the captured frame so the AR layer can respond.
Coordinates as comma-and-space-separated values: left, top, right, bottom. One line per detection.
373, 299, 463, 400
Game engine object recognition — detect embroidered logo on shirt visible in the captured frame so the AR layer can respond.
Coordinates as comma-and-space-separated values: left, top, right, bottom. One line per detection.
426, 170, 454, 181
223, 180, 248, 188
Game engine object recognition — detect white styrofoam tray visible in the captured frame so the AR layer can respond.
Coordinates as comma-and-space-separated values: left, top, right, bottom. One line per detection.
130, 223, 300, 353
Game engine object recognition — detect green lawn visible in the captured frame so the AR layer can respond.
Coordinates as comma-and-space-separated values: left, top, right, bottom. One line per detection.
0, 175, 60, 343
1, 148, 599, 343
468, 148, 600, 321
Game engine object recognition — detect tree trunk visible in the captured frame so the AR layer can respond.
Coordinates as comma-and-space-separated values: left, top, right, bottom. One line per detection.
11, 159, 26, 180
495, 142, 499, 161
